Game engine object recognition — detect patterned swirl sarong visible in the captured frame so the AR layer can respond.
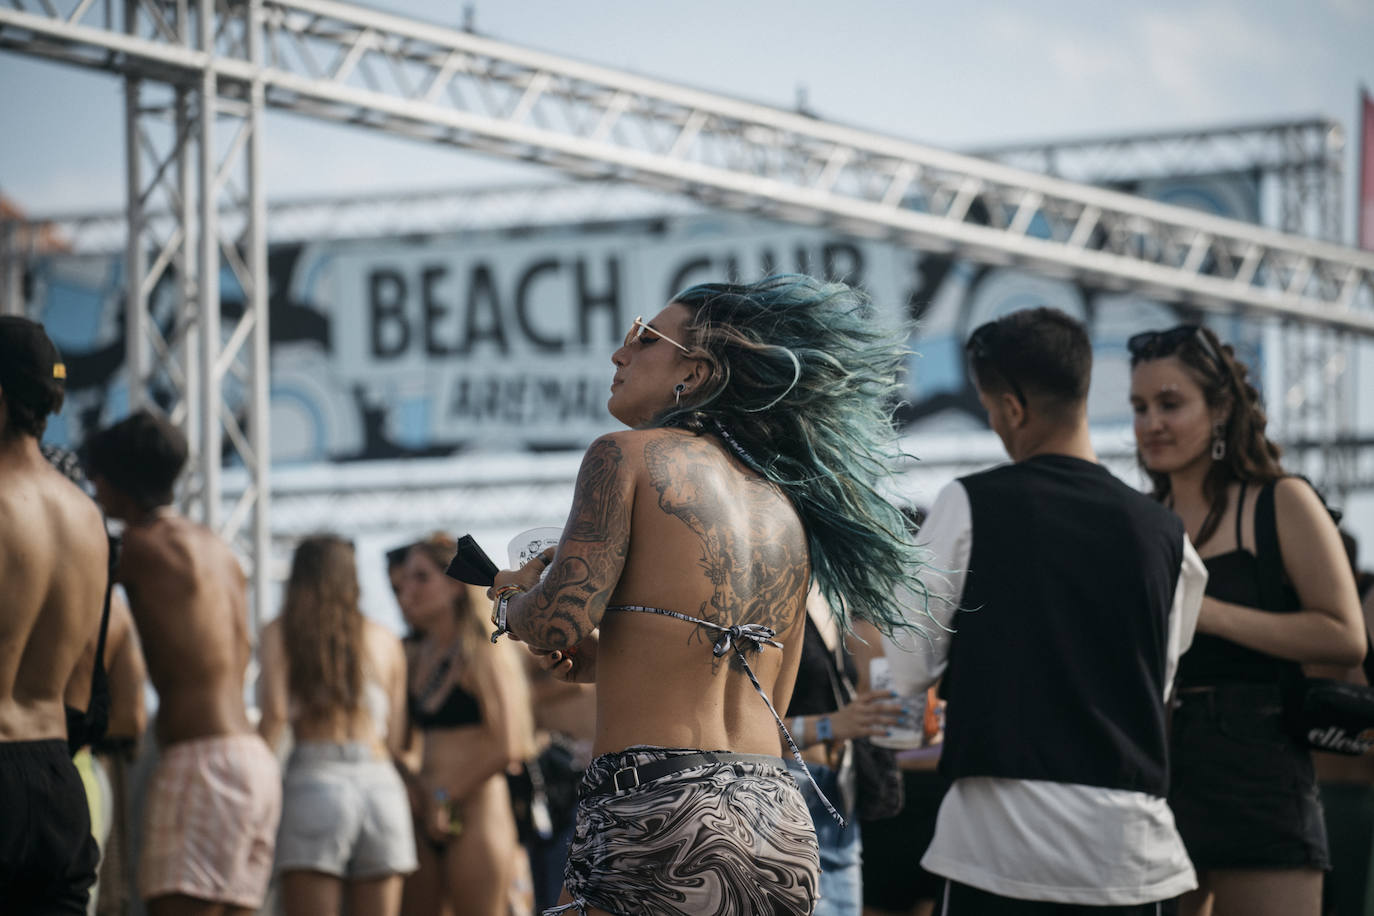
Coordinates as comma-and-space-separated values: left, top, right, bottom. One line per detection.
546, 746, 820, 915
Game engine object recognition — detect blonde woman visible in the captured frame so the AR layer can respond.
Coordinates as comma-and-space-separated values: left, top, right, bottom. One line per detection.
398, 534, 535, 916
258, 535, 416, 916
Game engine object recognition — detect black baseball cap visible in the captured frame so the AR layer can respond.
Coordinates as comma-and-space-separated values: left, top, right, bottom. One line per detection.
0, 316, 66, 414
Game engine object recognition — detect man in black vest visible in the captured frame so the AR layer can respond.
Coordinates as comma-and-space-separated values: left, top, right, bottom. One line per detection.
884, 308, 1207, 914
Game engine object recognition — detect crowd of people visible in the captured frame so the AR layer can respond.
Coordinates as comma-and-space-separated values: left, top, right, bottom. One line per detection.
2, 275, 1374, 916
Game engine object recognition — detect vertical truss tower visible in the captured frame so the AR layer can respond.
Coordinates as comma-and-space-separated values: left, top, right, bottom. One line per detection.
47, 0, 271, 625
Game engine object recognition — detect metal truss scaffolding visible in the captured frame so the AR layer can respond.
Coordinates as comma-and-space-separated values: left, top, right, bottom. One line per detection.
0, 221, 26, 313
1278, 323, 1367, 497
120, 0, 271, 624
4, 0, 1374, 601
0, 0, 273, 625
7, 117, 1344, 251
973, 118, 1345, 242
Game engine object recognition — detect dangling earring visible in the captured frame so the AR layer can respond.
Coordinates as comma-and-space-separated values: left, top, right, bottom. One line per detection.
674, 383, 686, 406
1211, 422, 1226, 460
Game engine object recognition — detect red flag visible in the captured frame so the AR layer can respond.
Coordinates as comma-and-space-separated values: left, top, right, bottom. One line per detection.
1361, 89, 1374, 250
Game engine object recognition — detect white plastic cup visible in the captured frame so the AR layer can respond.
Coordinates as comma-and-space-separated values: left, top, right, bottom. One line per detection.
508, 527, 562, 581
868, 657, 925, 750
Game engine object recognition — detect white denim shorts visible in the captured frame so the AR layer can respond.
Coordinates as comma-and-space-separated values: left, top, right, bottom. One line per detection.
275, 742, 417, 879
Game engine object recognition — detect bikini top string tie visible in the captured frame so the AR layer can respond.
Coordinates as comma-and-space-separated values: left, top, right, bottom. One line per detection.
608, 603, 846, 826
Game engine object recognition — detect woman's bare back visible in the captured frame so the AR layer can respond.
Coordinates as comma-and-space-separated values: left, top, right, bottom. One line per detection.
587, 428, 810, 756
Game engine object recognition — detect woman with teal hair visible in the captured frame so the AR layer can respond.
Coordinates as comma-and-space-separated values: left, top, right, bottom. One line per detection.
490, 274, 931, 916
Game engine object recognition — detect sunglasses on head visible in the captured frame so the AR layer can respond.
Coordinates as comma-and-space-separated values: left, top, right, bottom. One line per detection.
624, 316, 690, 354
966, 322, 1028, 408
1127, 325, 1225, 371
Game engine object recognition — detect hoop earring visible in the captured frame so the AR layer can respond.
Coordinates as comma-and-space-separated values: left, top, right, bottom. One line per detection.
674, 383, 686, 406
1211, 422, 1226, 460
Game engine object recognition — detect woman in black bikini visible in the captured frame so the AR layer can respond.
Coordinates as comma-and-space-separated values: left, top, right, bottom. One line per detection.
1129, 325, 1365, 916
397, 534, 535, 916
490, 275, 930, 916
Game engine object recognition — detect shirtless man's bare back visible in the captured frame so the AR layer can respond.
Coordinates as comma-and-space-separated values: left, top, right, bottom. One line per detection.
84, 410, 281, 916
0, 317, 106, 914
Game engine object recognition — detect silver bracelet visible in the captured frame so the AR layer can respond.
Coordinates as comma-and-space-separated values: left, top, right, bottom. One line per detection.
491, 587, 523, 643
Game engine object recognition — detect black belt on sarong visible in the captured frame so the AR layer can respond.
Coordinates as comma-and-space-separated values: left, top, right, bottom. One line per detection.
581, 751, 784, 799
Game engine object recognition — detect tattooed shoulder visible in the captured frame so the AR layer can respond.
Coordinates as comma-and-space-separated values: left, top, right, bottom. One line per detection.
565, 434, 634, 543
518, 433, 637, 649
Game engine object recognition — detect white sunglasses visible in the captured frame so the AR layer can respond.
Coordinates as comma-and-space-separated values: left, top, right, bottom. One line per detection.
624, 316, 690, 354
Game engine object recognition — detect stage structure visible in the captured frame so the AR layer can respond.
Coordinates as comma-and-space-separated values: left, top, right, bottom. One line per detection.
973, 117, 1346, 242
4, 118, 1347, 251
3, 0, 1374, 621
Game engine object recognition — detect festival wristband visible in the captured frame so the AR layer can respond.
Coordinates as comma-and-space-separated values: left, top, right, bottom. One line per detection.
490, 584, 524, 643
816, 715, 833, 742
791, 716, 806, 746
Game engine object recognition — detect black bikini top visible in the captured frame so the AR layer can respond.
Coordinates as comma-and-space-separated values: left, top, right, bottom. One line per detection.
605, 603, 843, 825
407, 682, 483, 730
406, 638, 483, 730
66, 533, 119, 756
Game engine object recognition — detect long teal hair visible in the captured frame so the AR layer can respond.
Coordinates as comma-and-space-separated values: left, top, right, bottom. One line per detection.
658, 274, 931, 636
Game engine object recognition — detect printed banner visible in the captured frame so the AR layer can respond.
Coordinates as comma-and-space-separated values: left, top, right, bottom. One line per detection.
27, 172, 1261, 462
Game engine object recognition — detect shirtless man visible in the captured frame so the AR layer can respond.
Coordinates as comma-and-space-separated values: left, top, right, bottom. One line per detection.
83, 409, 281, 916
0, 316, 107, 914
490, 276, 928, 916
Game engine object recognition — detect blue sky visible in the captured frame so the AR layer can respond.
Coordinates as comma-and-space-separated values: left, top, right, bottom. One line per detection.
2, 0, 1372, 240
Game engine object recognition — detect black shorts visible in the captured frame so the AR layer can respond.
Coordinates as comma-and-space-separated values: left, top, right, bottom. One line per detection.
0, 739, 100, 914
939, 880, 1165, 915
1170, 683, 1329, 871
861, 768, 949, 911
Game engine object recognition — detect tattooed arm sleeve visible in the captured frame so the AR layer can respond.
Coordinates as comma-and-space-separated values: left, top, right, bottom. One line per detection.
507, 433, 635, 651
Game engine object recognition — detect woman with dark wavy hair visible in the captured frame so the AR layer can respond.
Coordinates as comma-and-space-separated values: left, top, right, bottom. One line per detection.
1129, 325, 1364, 916
489, 274, 931, 916
258, 535, 416, 916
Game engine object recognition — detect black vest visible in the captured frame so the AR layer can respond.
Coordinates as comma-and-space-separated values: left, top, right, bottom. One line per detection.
939, 455, 1184, 797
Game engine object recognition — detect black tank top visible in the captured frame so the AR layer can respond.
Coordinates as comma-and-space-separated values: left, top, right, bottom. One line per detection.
785, 616, 858, 717
1176, 480, 1302, 687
